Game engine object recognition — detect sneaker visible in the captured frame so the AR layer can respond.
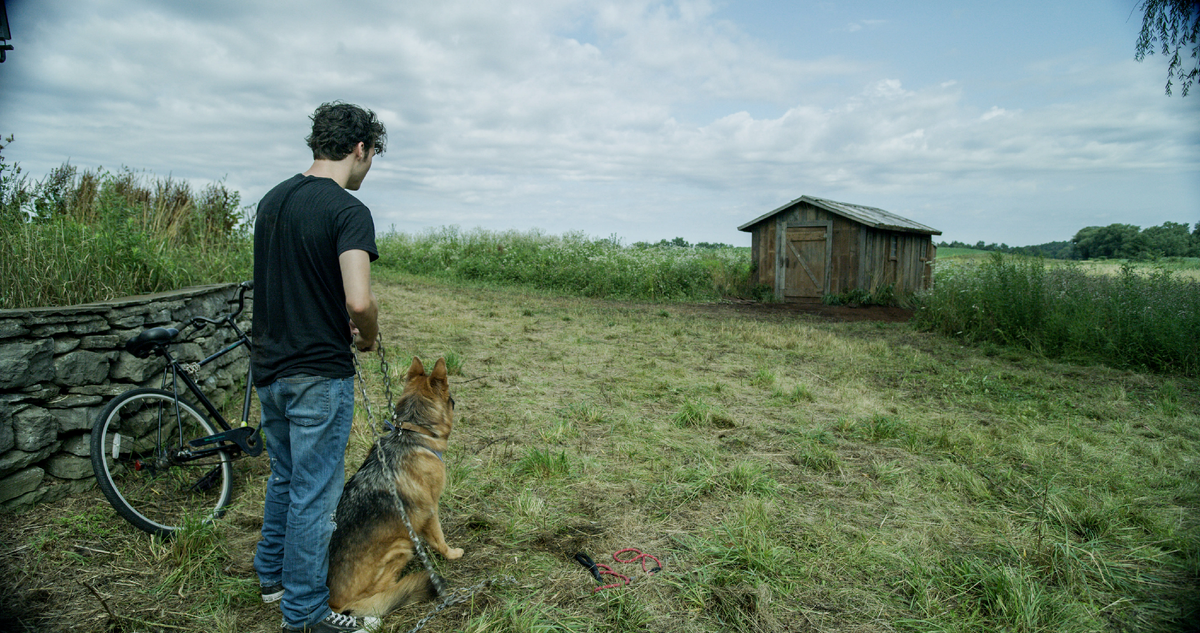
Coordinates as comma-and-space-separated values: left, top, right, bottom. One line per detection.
260, 582, 284, 603
281, 611, 381, 633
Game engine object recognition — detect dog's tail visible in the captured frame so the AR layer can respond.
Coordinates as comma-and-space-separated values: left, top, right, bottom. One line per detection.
388, 570, 438, 611
341, 570, 438, 617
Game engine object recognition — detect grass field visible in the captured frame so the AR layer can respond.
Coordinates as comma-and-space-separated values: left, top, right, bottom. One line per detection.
933, 247, 993, 259
1, 273, 1197, 632
937, 248, 1200, 282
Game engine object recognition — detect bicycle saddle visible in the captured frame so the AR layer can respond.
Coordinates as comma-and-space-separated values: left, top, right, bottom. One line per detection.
125, 327, 179, 358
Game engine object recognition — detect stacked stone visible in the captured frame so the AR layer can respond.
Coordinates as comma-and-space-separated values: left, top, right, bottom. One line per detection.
0, 283, 252, 512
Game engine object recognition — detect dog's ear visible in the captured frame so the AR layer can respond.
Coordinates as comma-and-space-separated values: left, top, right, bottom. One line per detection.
430, 358, 448, 385
407, 356, 426, 380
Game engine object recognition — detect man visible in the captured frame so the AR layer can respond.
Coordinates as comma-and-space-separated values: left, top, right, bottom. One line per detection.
252, 101, 385, 633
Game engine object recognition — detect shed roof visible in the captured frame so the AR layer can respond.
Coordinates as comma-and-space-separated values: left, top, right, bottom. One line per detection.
737, 196, 941, 235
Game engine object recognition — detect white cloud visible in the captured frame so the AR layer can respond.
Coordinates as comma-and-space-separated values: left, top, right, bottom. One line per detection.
0, 0, 1195, 246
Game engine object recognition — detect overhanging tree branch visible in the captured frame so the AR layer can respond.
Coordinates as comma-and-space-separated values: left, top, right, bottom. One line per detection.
1135, 0, 1200, 96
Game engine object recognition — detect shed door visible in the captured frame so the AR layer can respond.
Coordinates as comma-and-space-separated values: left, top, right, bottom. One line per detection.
784, 226, 828, 299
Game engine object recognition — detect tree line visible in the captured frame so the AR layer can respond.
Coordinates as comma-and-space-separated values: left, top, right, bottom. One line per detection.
938, 221, 1200, 261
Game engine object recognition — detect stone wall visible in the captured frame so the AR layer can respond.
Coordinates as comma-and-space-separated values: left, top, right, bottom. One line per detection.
0, 283, 252, 512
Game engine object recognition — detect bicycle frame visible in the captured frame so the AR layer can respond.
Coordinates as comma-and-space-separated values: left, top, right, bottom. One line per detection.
160, 340, 260, 457
160, 331, 254, 431
151, 287, 263, 460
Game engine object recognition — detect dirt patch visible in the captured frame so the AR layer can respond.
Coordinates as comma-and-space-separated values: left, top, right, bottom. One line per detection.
681, 299, 914, 323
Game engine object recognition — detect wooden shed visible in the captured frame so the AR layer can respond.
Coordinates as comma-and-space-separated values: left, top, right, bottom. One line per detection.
738, 196, 941, 302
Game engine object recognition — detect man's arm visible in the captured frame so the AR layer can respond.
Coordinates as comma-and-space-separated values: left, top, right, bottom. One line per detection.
339, 249, 379, 350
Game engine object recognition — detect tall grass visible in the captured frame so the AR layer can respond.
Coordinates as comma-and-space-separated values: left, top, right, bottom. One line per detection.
375, 226, 755, 301
0, 162, 252, 309
914, 253, 1200, 376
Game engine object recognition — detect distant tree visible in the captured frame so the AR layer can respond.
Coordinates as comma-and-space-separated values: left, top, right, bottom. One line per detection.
1073, 224, 1152, 260
1041, 240, 1076, 259
1142, 221, 1194, 257
654, 237, 691, 248
1136, 0, 1200, 96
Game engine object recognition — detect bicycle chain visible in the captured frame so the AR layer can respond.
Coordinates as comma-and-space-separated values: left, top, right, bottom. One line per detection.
352, 333, 512, 633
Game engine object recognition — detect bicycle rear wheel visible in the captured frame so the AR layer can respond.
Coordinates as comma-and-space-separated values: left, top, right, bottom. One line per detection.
90, 388, 234, 536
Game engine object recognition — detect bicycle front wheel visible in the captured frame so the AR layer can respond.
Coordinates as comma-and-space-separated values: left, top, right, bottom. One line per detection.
90, 388, 234, 536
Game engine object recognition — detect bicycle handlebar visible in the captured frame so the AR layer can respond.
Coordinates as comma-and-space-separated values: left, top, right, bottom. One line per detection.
187, 281, 253, 330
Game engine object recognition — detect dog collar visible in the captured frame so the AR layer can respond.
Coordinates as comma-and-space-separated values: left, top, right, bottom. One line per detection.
397, 424, 444, 461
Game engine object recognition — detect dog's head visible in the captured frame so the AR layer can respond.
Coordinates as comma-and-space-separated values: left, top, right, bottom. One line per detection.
393, 356, 454, 440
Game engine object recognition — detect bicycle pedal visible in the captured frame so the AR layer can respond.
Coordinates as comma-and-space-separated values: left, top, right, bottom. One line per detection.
188, 426, 264, 456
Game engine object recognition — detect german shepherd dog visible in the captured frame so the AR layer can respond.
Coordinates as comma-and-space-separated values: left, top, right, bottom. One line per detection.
327, 357, 464, 617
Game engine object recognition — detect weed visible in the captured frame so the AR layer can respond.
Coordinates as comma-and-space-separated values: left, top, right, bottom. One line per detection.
914, 253, 1200, 376
721, 461, 779, 496
1, 162, 250, 309
771, 383, 816, 403
461, 599, 588, 632
1159, 380, 1182, 417
672, 398, 735, 428
792, 440, 841, 472
564, 401, 606, 425
600, 590, 654, 631
515, 448, 571, 478
444, 350, 464, 376
375, 226, 756, 301
750, 367, 776, 389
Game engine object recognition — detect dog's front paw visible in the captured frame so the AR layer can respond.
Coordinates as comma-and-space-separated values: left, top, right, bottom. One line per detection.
446, 547, 464, 560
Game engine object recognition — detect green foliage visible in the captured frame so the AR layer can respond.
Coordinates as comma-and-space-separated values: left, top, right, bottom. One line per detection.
375, 226, 755, 301
0, 154, 251, 309
823, 283, 896, 307
0, 134, 31, 226
1073, 222, 1200, 261
914, 253, 1200, 376
940, 220, 1200, 261
1135, 0, 1200, 96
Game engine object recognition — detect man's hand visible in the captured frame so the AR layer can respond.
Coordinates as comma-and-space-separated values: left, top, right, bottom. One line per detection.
350, 320, 377, 352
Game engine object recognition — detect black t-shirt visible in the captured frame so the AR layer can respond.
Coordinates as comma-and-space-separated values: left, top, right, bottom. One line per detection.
251, 174, 379, 387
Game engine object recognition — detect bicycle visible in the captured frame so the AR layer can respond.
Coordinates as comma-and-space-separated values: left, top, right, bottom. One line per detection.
90, 281, 262, 536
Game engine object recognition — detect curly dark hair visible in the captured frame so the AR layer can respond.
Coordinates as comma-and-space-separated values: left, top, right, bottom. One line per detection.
305, 101, 387, 161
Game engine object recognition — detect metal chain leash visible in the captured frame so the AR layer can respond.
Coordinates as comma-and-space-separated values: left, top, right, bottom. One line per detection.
351, 333, 513, 633
402, 575, 516, 633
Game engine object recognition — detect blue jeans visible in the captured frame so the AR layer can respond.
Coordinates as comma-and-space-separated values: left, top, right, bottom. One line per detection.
254, 374, 354, 628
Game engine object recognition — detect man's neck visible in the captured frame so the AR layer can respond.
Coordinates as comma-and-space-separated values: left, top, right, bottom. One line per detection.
303, 159, 351, 189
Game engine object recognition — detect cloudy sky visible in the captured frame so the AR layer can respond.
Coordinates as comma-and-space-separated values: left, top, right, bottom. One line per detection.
1, 0, 1197, 247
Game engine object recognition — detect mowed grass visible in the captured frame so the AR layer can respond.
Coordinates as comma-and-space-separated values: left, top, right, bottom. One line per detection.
2, 273, 1198, 632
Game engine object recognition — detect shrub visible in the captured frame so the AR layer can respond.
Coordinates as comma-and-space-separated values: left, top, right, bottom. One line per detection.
914, 253, 1200, 376
1, 153, 251, 309
375, 226, 755, 301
